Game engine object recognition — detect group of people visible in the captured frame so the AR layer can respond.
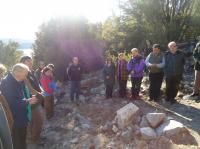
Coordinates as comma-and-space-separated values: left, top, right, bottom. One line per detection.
0, 40, 200, 149
0, 55, 83, 149
103, 41, 200, 104
0, 56, 59, 149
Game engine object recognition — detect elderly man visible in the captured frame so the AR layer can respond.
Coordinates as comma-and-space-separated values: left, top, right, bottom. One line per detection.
0, 63, 38, 149
145, 44, 165, 101
164, 41, 185, 104
20, 56, 44, 143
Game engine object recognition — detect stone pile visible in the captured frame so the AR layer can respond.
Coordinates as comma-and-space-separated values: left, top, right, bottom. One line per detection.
95, 103, 198, 149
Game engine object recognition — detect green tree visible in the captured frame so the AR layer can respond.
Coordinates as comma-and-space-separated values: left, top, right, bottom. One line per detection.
33, 16, 104, 80
0, 40, 22, 68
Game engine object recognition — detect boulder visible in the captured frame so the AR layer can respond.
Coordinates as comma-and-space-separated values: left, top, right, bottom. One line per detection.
116, 103, 139, 129
140, 127, 157, 140
140, 116, 149, 128
146, 113, 166, 128
156, 120, 185, 137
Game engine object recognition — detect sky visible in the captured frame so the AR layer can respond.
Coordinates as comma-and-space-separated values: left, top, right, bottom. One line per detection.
0, 0, 119, 41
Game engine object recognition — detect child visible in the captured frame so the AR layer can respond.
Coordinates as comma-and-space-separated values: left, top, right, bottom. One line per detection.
40, 67, 54, 119
127, 48, 145, 100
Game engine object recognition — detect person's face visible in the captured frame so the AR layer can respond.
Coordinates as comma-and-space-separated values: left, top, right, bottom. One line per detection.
39, 62, 45, 69
170, 43, 177, 54
24, 59, 33, 70
153, 47, 160, 54
132, 50, 139, 57
16, 71, 28, 81
119, 54, 124, 60
73, 58, 79, 65
45, 70, 52, 77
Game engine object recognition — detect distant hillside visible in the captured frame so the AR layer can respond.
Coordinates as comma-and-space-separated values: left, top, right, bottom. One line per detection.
0, 38, 33, 49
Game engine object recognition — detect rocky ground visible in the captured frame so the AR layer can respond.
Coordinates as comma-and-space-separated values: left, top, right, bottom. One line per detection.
28, 71, 200, 149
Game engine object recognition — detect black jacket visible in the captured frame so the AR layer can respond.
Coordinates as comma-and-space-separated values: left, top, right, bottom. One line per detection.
27, 71, 41, 92
67, 64, 82, 81
193, 42, 200, 70
164, 50, 185, 77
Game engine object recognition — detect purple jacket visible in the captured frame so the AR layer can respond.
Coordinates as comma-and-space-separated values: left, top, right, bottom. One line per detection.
127, 56, 145, 78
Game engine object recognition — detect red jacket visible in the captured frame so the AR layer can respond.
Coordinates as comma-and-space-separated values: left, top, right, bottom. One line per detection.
40, 75, 53, 95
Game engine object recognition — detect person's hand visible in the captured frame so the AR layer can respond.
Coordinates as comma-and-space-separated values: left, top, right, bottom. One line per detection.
150, 64, 157, 67
106, 76, 110, 79
28, 95, 38, 105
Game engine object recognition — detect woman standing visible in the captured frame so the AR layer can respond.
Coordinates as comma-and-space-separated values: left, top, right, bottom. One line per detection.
127, 48, 145, 100
103, 58, 116, 99
117, 53, 128, 98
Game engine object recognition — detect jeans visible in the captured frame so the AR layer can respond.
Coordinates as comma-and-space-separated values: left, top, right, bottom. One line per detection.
70, 81, 80, 101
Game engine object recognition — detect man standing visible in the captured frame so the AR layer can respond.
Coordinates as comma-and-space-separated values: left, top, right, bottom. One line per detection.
189, 37, 200, 99
164, 41, 185, 104
67, 57, 82, 103
34, 61, 45, 83
0, 63, 38, 149
117, 53, 128, 98
20, 56, 44, 143
145, 44, 165, 101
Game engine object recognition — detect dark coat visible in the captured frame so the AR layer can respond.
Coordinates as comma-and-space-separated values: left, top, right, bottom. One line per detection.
193, 42, 200, 70
116, 60, 128, 81
67, 64, 82, 81
0, 73, 29, 127
164, 50, 185, 77
102, 63, 116, 86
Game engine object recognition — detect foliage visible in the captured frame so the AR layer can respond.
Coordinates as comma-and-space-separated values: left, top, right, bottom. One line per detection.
102, 0, 200, 56
0, 40, 22, 69
33, 16, 104, 80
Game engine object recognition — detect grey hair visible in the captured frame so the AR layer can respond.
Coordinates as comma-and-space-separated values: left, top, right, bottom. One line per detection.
12, 63, 29, 74
168, 41, 176, 49
131, 48, 138, 52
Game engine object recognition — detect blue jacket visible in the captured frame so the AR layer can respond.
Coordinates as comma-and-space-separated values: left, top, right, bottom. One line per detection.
0, 73, 29, 127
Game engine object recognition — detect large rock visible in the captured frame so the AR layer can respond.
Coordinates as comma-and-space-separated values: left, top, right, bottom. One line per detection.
156, 120, 185, 137
140, 116, 149, 128
116, 103, 139, 129
140, 127, 157, 140
146, 113, 166, 128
